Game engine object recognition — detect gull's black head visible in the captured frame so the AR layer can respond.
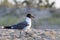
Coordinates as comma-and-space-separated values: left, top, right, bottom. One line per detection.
26, 14, 34, 18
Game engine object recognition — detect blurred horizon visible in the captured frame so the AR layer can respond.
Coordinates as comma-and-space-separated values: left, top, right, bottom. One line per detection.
0, 0, 60, 9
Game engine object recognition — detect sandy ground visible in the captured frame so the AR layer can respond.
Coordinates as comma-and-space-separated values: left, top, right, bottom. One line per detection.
0, 28, 60, 40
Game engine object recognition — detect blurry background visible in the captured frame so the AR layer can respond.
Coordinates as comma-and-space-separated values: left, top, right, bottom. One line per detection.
0, 0, 60, 29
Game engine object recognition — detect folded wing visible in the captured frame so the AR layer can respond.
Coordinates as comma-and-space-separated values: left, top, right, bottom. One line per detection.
12, 21, 29, 29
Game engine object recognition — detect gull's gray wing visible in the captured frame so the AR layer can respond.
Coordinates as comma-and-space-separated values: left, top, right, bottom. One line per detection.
12, 21, 29, 29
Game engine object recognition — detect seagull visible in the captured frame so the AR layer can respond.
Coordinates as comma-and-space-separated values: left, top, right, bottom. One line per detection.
2, 13, 34, 32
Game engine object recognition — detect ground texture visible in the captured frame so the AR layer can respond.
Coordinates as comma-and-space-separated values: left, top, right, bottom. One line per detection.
0, 29, 60, 40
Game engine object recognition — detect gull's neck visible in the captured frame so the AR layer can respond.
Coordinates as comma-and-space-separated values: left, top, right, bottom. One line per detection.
25, 17, 31, 26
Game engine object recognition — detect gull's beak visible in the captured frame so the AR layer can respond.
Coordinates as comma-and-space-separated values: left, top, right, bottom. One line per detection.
31, 16, 35, 18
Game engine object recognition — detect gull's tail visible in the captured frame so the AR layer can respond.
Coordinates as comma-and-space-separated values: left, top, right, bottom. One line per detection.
0, 26, 11, 29
0, 26, 4, 29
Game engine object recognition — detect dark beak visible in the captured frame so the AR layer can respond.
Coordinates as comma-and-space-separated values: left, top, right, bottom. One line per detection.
31, 16, 35, 18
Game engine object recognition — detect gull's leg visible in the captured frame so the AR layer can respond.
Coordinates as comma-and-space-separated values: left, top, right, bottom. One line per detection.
19, 30, 22, 38
19, 30, 24, 38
